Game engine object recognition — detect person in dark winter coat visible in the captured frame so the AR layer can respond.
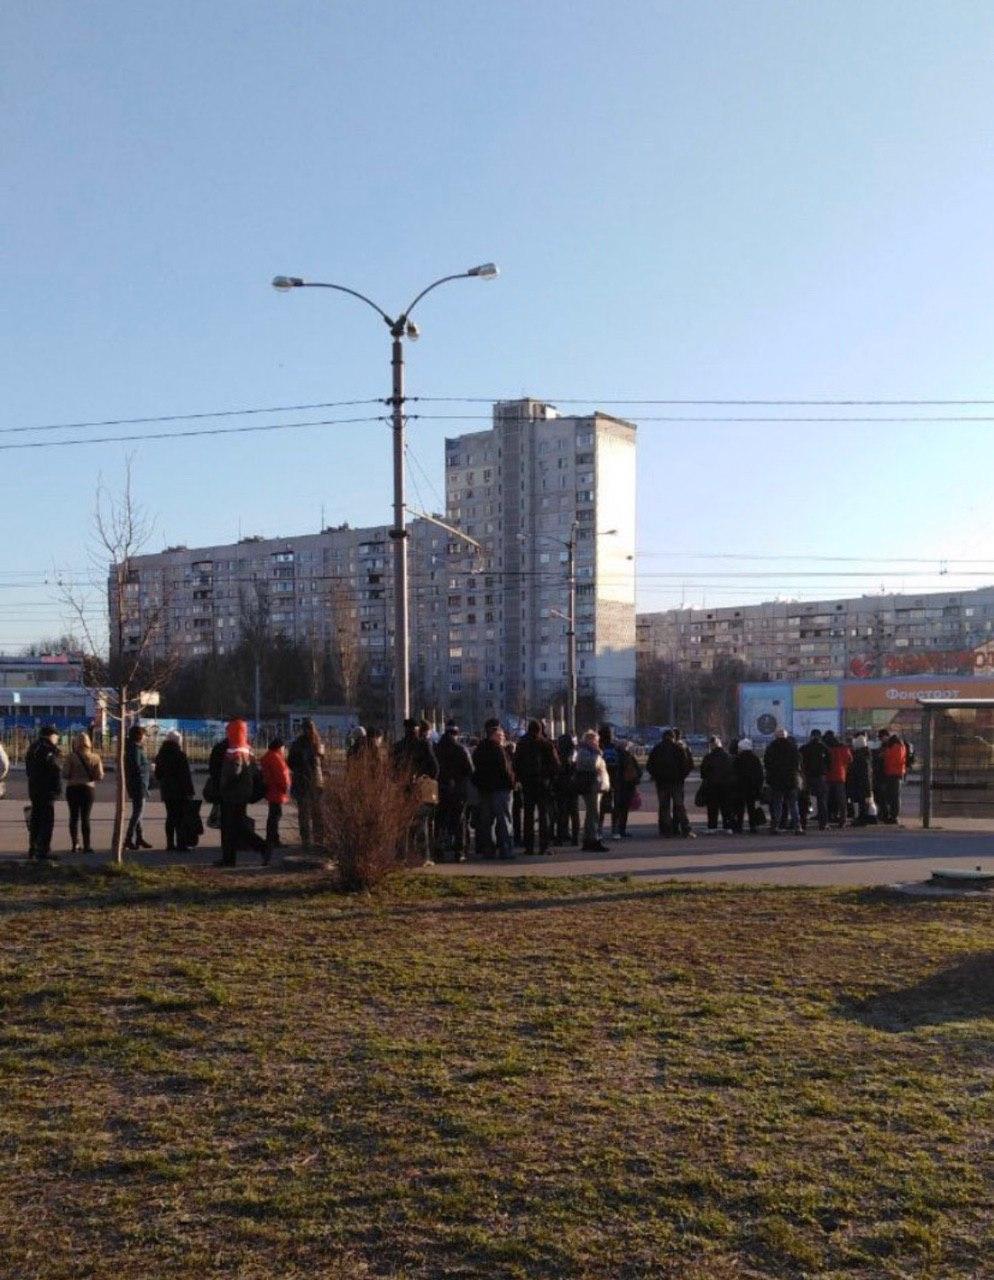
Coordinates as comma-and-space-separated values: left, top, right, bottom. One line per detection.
288, 718, 327, 849
25, 725, 62, 858
700, 736, 735, 833
124, 725, 152, 850
731, 737, 765, 833
848, 734, 875, 824
217, 718, 266, 867
513, 720, 560, 854
646, 730, 693, 837
435, 721, 474, 860
764, 728, 802, 833
612, 741, 643, 838
154, 731, 195, 851
391, 719, 439, 782
553, 732, 580, 846
799, 730, 831, 832
472, 720, 516, 859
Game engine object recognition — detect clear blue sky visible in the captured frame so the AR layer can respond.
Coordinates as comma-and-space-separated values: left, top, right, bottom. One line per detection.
4, 0, 994, 648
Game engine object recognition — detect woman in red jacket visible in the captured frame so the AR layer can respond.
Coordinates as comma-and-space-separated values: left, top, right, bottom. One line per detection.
260, 737, 291, 854
880, 735, 908, 824
823, 731, 853, 828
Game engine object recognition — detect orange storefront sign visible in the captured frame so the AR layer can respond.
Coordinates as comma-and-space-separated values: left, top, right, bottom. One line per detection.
841, 678, 994, 709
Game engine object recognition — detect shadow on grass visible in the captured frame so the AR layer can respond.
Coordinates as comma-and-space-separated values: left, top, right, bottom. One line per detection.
839, 950, 994, 1030
0, 860, 759, 920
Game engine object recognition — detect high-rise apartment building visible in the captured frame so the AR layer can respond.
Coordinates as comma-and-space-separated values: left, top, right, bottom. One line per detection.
637, 585, 994, 682
111, 399, 638, 725
440, 399, 636, 725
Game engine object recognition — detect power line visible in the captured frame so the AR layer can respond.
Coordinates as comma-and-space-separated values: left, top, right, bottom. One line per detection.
407, 412, 994, 424
0, 398, 384, 437
0, 414, 387, 453
415, 396, 994, 407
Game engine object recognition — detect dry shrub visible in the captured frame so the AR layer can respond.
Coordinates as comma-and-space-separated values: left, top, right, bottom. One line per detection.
319, 752, 421, 891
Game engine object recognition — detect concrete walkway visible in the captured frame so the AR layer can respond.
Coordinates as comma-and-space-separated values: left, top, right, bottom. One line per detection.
1, 777, 992, 886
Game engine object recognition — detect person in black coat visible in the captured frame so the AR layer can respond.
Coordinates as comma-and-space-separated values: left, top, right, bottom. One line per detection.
154, 731, 195, 852
764, 728, 802, 834
799, 729, 831, 832
513, 719, 560, 854
25, 725, 62, 858
731, 737, 765, 833
435, 721, 474, 860
848, 734, 875, 824
471, 720, 516, 860
647, 730, 693, 838
699, 736, 735, 833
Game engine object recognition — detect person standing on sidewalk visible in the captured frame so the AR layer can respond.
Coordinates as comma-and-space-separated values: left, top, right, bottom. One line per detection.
731, 737, 765, 833
799, 729, 831, 832
217, 718, 267, 867
435, 721, 474, 861
260, 737, 291, 855
575, 729, 610, 852
881, 733, 908, 824
764, 728, 802, 834
553, 732, 580, 847
62, 731, 104, 854
153, 731, 195, 852
823, 731, 853, 828
124, 725, 152, 851
471, 719, 516, 860
513, 719, 560, 854
288, 718, 326, 850
25, 725, 62, 859
647, 729, 693, 838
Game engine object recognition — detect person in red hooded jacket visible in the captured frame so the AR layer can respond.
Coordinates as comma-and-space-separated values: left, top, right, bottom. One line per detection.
260, 737, 291, 855
217, 718, 266, 867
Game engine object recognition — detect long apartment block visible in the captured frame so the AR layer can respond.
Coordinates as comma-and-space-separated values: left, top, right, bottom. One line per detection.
110, 399, 638, 724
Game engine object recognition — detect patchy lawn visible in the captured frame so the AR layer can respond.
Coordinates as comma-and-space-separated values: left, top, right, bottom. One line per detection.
0, 864, 992, 1279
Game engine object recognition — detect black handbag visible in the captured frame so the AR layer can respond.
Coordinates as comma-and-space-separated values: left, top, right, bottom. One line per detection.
250, 765, 266, 805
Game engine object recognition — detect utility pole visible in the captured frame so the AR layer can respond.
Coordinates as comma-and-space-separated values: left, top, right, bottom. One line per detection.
388, 328, 410, 735
566, 521, 578, 737
271, 263, 498, 736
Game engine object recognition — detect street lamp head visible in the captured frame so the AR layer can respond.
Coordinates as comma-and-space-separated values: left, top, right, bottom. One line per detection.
467, 262, 499, 279
271, 275, 304, 291
405, 320, 421, 341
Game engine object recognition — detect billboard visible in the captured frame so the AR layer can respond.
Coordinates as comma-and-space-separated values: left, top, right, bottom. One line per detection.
739, 684, 792, 742
841, 677, 994, 709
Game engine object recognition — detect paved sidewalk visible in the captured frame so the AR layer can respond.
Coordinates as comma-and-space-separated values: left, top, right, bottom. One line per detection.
2, 780, 993, 886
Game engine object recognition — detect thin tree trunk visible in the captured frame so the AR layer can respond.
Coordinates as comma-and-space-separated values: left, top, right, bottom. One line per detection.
113, 684, 127, 862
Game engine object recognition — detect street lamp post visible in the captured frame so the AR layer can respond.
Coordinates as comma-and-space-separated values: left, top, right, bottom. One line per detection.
271, 264, 498, 735
529, 524, 617, 739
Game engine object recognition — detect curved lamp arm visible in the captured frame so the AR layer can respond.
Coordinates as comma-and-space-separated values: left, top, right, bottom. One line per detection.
272, 277, 393, 327
402, 272, 474, 320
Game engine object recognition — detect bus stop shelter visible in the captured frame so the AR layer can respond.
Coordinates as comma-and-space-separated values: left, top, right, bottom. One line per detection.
919, 697, 994, 827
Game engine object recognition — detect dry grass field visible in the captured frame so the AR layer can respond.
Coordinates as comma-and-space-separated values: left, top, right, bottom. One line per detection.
1, 863, 992, 1278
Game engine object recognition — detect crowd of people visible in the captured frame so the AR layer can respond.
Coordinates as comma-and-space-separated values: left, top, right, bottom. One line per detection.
16, 717, 328, 865
10, 713, 914, 863
348, 715, 645, 863
686, 726, 913, 836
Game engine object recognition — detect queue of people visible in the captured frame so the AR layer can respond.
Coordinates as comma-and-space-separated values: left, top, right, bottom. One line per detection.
372, 716, 644, 863
13, 713, 915, 863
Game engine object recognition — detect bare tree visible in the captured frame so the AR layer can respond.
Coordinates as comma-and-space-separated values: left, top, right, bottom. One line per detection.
238, 579, 271, 725
59, 461, 175, 862
328, 579, 364, 711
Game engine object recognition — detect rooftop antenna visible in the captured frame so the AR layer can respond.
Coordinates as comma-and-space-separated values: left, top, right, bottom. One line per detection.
321, 502, 326, 531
